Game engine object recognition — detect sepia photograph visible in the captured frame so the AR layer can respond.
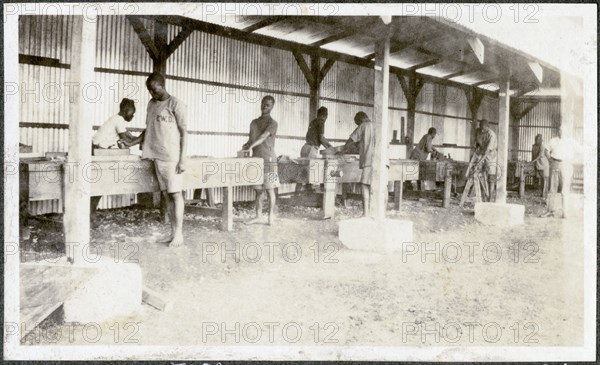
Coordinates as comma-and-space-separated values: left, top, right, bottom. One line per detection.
3, 2, 597, 361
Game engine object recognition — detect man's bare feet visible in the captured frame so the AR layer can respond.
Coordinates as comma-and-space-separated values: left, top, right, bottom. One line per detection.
168, 234, 184, 247
268, 214, 277, 225
158, 235, 174, 244
245, 216, 268, 225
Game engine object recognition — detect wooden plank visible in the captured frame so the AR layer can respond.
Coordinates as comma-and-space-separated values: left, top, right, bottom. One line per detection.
242, 16, 286, 33
221, 186, 233, 231
142, 287, 174, 312
23, 157, 264, 201
21, 303, 63, 339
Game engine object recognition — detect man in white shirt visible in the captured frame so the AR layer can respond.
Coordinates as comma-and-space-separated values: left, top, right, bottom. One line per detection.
92, 98, 137, 151
542, 125, 583, 218
91, 98, 137, 225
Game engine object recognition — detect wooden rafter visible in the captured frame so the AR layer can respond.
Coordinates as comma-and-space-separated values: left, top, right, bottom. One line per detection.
444, 70, 470, 79
510, 100, 538, 121
166, 26, 194, 57
144, 15, 498, 97
311, 29, 356, 47
471, 78, 497, 87
319, 59, 336, 83
465, 87, 484, 116
242, 16, 287, 33
407, 58, 440, 71
292, 51, 314, 86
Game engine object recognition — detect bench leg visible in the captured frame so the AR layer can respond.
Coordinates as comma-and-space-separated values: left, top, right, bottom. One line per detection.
221, 186, 233, 231
443, 173, 452, 208
393, 180, 403, 210
519, 178, 526, 198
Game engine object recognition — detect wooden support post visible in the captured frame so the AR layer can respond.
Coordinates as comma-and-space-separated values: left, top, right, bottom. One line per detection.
496, 79, 511, 203
322, 158, 337, 219
309, 54, 321, 121
510, 100, 537, 161
221, 186, 233, 231
154, 20, 168, 73
443, 169, 452, 208
465, 88, 484, 150
397, 73, 425, 152
64, 16, 97, 264
393, 180, 403, 210
371, 28, 391, 219
293, 51, 335, 123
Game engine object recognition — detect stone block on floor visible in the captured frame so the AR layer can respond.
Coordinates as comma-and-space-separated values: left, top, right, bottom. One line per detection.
63, 257, 142, 323
339, 217, 413, 253
474, 202, 524, 226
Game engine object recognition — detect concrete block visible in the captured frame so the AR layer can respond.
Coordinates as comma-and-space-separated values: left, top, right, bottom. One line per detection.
339, 217, 413, 253
474, 202, 524, 226
63, 257, 142, 323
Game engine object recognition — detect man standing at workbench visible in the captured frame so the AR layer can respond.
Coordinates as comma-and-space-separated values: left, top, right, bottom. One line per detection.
410, 127, 438, 160
301, 106, 333, 158
243, 95, 280, 225
541, 125, 583, 219
340, 111, 375, 217
136, 73, 187, 247
465, 119, 497, 202
531, 133, 550, 198
297, 106, 333, 193
90, 98, 138, 224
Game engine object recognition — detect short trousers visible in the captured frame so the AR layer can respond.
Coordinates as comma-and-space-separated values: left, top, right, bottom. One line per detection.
536, 165, 549, 178
549, 159, 573, 194
481, 156, 497, 175
300, 143, 319, 158
360, 166, 373, 185
154, 160, 183, 193
254, 161, 280, 190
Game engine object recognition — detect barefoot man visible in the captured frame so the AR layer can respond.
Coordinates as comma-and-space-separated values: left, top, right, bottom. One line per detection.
242, 95, 280, 225
339, 111, 375, 217
139, 73, 187, 246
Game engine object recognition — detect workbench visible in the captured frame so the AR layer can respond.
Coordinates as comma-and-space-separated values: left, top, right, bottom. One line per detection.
278, 156, 419, 218
20, 155, 264, 231
508, 160, 584, 197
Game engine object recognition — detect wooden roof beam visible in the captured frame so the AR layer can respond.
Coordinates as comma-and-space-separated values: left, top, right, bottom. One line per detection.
145, 15, 498, 97
407, 58, 440, 71
471, 78, 497, 87
311, 29, 357, 47
443, 70, 470, 79
242, 16, 288, 33
166, 26, 194, 57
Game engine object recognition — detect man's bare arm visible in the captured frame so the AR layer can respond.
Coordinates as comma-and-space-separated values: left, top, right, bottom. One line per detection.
176, 117, 187, 173
246, 131, 270, 150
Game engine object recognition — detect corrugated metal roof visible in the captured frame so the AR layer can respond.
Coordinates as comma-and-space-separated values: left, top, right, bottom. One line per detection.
168, 14, 566, 92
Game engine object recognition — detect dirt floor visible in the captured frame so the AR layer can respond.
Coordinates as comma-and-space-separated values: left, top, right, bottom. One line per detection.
20, 187, 585, 348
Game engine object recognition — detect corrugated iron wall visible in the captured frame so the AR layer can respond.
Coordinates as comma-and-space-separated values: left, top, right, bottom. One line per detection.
513, 100, 560, 161
21, 15, 493, 213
